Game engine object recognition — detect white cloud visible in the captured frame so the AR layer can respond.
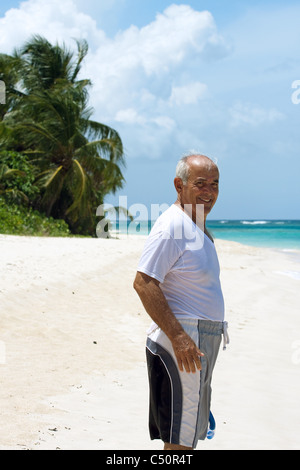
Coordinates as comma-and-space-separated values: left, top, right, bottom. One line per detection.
169, 82, 208, 106
89, 4, 223, 76
115, 109, 176, 132
126, 5, 225, 75
151, 115, 176, 132
84, 4, 229, 126
115, 108, 146, 125
0, 0, 104, 53
229, 102, 285, 127
0, 0, 230, 160
0, 1, 229, 104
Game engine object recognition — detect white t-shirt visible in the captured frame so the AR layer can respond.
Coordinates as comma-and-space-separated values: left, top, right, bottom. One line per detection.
137, 204, 224, 322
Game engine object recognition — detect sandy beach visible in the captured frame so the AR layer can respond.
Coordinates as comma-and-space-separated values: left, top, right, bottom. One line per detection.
0, 233, 299, 450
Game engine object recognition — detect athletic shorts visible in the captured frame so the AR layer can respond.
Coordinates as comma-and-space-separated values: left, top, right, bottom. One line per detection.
146, 318, 228, 449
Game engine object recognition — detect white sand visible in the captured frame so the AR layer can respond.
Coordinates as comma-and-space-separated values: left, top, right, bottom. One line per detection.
0, 233, 299, 450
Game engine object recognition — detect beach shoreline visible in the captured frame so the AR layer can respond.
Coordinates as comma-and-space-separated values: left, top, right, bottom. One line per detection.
0, 234, 299, 450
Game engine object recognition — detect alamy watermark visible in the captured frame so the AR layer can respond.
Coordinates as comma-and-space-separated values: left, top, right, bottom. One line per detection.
291, 80, 300, 104
0, 80, 6, 105
96, 196, 205, 249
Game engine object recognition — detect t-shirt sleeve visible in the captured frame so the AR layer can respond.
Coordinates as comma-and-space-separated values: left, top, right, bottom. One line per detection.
137, 231, 182, 283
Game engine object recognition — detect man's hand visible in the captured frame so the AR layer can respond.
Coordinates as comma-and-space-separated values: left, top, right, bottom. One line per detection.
171, 331, 204, 373
133, 272, 204, 374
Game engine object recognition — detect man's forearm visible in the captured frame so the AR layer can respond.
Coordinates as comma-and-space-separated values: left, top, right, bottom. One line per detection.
133, 271, 204, 373
133, 271, 185, 342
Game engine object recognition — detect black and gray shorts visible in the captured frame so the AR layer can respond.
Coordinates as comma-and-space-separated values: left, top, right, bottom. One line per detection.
146, 318, 229, 449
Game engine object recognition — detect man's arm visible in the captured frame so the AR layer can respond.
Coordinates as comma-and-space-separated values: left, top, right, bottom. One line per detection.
133, 271, 204, 373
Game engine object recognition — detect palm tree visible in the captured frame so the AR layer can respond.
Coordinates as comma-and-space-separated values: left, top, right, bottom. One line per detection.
19, 35, 89, 91
17, 83, 124, 233
0, 36, 125, 235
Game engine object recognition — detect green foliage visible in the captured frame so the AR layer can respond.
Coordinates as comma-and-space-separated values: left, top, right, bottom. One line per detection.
0, 150, 39, 203
0, 36, 126, 237
0, 197, 70, 236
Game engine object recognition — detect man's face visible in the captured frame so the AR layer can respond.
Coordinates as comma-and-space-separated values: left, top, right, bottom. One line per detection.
175, 157, 219, 223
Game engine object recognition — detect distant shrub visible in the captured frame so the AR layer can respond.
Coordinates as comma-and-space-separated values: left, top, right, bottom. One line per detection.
0, 151, 39, 203
0, 197, 71, 236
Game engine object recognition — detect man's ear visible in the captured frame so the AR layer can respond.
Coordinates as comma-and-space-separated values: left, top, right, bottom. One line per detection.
174, 177, 183, 193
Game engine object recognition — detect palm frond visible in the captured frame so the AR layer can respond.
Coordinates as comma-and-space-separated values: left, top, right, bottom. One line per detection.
43, 165, 63, 188
65, 159, 87, 215
39, 165, 65, 216
0, 166, 25, 180
71, 39, 89, 82
0, 187, 29, 204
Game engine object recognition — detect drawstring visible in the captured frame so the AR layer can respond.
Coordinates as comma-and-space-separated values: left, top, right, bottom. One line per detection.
223, 321, 230, 350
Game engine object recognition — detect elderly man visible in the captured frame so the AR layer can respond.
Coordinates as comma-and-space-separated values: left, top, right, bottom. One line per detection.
133, 153, 228, 450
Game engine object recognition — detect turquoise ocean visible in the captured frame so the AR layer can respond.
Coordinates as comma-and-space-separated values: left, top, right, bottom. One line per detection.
114, 219, 300, 251
112, 218, 300, 281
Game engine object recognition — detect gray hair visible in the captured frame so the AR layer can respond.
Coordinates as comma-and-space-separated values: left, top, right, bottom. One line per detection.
175, 156, 190, 184
175, 151, 218, 185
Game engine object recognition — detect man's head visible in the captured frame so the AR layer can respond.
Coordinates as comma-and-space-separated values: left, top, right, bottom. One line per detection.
174, 153, 219, 223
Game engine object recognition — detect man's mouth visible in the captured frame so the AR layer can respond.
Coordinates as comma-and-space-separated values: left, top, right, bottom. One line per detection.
198, 197, 211, 203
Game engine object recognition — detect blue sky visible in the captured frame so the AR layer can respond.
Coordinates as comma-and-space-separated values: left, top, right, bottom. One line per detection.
1, 0, 300, 220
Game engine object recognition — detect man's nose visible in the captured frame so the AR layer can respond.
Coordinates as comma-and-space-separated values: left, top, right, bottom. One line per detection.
201, 187, 212, 197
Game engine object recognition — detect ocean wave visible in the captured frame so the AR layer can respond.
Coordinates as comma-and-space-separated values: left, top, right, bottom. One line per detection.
241, 220, 268, 225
